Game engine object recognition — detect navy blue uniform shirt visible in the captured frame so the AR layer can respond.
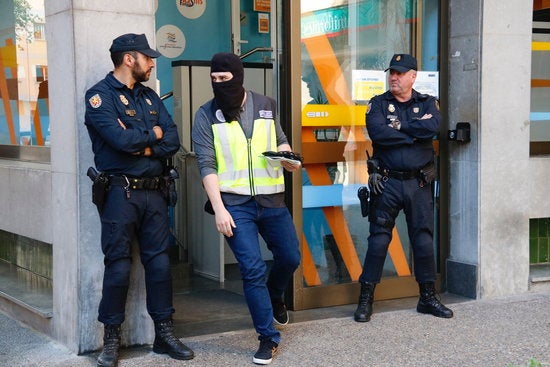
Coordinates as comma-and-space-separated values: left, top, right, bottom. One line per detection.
85, 72, 180, 177
366, 89, 440, 171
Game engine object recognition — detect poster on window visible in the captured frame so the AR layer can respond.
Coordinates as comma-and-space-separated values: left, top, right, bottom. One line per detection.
352, 70, 386, 101
254, 0, 271, 12
258, 13, 269, 33
413, 71, 439, 98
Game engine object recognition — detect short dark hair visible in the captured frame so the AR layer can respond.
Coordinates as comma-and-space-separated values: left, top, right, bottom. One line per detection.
110, 51, 138, 67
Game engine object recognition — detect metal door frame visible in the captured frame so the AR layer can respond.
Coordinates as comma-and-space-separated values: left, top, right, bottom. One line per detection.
281, 0, 449, 311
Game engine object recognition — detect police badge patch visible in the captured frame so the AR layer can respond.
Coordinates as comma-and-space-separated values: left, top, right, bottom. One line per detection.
366, 102, 372, 114
89, 94, 102, 108
259, 110, 273, 119
215, 109, 226, 122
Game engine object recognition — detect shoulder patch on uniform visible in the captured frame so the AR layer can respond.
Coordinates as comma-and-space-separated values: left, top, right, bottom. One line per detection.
259, 110, 273, 119
435, 99, 440, 111
366, 102, 371, 114
89, 94, 102, 108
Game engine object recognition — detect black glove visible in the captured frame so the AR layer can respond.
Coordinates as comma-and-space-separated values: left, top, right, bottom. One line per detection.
367, 158, 384, 195
368, 172, 385, 195
419, 162, 436, 187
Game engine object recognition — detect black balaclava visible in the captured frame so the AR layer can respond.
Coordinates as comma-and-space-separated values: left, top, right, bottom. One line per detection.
211, 52, 245, 121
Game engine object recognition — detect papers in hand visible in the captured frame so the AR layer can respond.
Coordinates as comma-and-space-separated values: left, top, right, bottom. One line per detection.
261, 151, 303, 168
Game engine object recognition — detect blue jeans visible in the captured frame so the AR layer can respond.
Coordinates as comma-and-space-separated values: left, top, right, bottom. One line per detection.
225, 200, 300, 343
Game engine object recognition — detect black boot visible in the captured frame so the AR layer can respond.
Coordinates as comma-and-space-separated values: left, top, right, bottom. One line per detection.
417, 282, 453, 318
153, 319, 194, 360
354, 282, 376, 322
97, 324, 121, 367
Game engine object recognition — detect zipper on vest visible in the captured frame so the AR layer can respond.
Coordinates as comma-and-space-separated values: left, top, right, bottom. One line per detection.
247, 138, 255, 195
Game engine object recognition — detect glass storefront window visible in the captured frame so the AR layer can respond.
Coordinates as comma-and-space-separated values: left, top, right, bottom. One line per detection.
531, 5, 550, 155
300, 0, 440, 288
0, 0, 49, 147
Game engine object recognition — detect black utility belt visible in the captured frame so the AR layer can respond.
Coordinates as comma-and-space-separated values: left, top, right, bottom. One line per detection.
381, 162, 434, 180
383, 169, 417, 180
109, 175, 161, 190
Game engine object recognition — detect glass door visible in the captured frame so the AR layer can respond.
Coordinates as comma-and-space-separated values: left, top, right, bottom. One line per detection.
294, 0, 442, 309
232, 0, 274, 63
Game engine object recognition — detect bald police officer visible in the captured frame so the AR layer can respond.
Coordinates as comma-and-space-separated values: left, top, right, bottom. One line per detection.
354, 54, 453, 323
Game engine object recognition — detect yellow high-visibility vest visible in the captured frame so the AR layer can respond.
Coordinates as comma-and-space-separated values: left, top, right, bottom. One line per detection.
212, 119, 284, 195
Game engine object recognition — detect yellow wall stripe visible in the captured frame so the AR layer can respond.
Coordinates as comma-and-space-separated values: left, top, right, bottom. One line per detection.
302, 104, 368, 127
532, 41, 550, 51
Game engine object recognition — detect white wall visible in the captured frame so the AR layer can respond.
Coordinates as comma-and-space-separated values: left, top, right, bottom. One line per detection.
478, 0, 533, 297
0, 161, 52, 243
529, 158, 550, 218
447, 0, 542, 299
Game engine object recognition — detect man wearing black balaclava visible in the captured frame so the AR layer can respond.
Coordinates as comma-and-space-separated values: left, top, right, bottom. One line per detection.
192, 52, 301, 365
210, 52, 246, 121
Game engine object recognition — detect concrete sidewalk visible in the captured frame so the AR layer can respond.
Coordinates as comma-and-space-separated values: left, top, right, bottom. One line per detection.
1, 292, 549, 367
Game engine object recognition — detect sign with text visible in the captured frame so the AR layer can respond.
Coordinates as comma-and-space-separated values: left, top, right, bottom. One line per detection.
413, 71, 439, 98
352, 70, 386, 101
254, 0, 271, 12
258, 13, 269, 33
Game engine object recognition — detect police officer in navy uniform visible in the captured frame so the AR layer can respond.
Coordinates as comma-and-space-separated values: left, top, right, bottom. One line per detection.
84, 33, 194, 366
354, 54, 453, 323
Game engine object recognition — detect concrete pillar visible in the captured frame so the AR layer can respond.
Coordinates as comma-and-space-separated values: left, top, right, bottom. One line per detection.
447, 0, 532, 299
46, 0, 159, 353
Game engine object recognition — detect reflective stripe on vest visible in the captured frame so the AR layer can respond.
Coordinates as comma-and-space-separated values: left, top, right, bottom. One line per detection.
212, 119, 284, 195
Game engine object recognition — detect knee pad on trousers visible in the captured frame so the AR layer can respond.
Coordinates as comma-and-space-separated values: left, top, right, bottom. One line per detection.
104, 258, 132, 287
369, 215, 395, 229
144, 253, 171, 283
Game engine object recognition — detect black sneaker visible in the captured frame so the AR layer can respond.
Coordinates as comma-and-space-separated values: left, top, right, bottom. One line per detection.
272, 300, 289, 325
253, 340, 278, 365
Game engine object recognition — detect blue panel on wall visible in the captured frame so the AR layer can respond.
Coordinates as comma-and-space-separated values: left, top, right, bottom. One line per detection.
303, 184, 363, 208
155, 1, 232, 115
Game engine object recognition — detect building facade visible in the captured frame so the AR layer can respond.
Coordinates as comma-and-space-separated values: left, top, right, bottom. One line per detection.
0, 0, 548, 354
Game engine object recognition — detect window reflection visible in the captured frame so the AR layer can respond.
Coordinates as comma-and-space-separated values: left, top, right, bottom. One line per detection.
0, 0, 49, 147
300, 0, 437, 287
531, 3, 550, 155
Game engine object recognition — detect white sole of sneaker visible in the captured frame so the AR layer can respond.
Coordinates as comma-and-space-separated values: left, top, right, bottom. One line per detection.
273, 317, 289, 326
252, 356, 273, 365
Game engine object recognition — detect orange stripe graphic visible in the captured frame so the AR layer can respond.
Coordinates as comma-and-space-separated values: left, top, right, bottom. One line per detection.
301, 33, 412, 282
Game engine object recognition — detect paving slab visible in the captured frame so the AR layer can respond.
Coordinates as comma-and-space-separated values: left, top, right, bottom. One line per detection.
1, 292, 549, 367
